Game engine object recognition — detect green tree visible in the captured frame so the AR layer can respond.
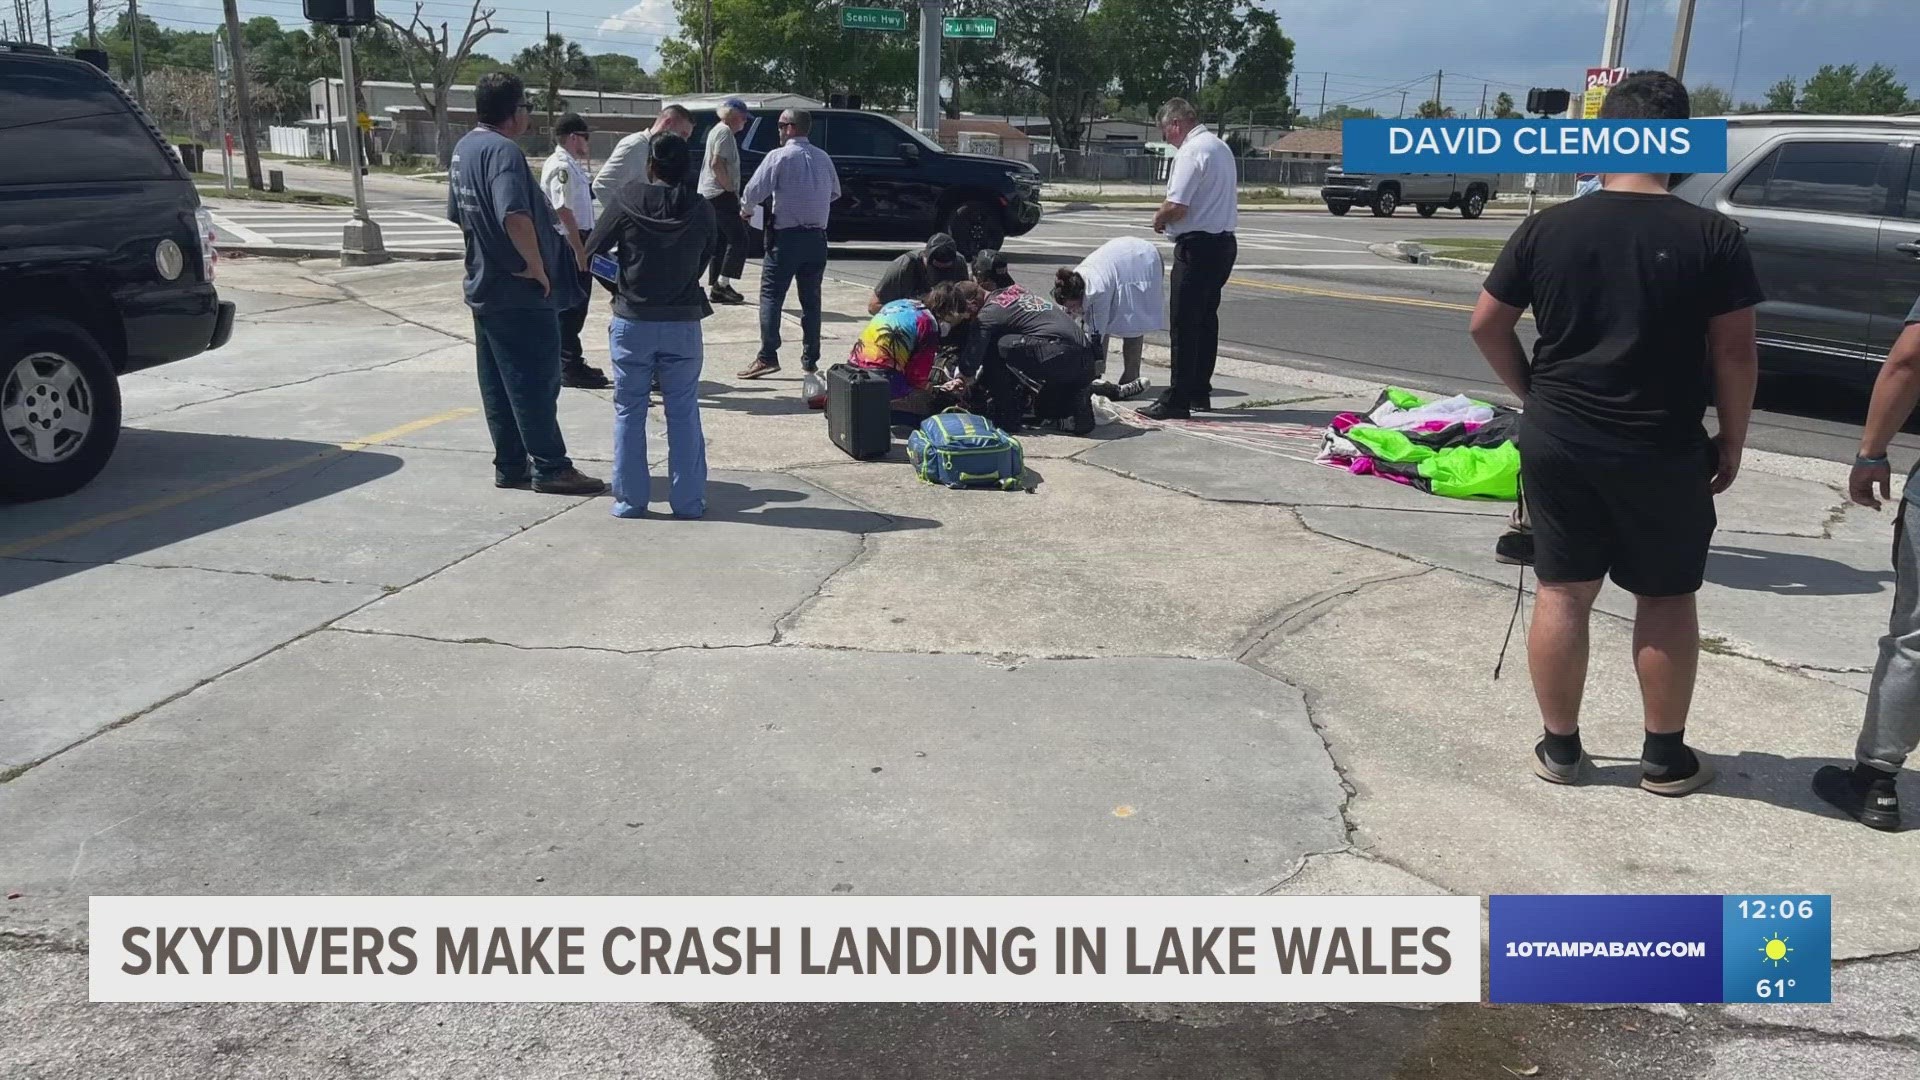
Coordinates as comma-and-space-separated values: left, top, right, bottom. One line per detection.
1198, 7, 1293, 124
656, 0, 917, 106
514, 33, 594, 121
1101, 0, 1246, 112
1315, 104, 1379, 126
1762, 77, 1798, 111
1689, 84, 1732, 116
1491, 91, 1518, 119
587, 52, 658, 94
1414, 99, 1454, 118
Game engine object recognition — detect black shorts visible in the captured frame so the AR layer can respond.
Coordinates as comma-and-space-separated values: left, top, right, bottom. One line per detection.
1519, 421, 1717, 597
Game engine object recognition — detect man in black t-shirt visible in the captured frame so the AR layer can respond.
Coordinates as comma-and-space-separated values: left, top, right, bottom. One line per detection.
868, 233, 967, 314
1468, 70, 1763, 799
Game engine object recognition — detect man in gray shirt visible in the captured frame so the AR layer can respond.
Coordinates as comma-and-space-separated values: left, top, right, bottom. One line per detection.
594, 104, 694, 204
698, 98, 750, 306
1815, 292, 1920, 831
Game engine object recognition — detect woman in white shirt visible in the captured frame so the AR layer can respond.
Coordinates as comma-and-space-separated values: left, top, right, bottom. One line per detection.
1050, 236, 1164, 399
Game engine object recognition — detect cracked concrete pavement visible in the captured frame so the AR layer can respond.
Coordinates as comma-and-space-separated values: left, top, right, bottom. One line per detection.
2, 256, 1916, 1077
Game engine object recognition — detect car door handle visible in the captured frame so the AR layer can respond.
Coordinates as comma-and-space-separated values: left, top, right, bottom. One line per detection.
1897, 241, 1920, 256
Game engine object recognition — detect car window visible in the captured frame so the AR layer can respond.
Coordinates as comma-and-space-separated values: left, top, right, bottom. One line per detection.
818, 114, 904, 158
1904, 147, 1920, 221
0, 110, 180, 185
1730, 140, 1894, 217
0, 57, 125, 129
743, 116, 780, 153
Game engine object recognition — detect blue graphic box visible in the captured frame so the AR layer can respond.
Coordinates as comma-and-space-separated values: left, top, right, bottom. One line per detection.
1490, 895, 1830, 1004
1342, 119, 1728, 175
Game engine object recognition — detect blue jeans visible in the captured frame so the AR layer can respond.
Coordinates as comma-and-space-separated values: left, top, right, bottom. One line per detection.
473, 309, 571, 482
608, 317, 707, 518
758, 227, 827, 370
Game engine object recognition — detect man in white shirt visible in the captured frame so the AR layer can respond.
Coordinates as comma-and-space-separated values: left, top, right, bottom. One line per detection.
594, 104, 694, 204
1140, 97, 1239, 420
541, 112, 605, 388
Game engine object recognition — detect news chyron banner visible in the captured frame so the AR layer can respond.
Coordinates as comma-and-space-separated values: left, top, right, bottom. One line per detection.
1341, 118, 1729, 176
1490, 895, 1832, 1005
91, 895, 1481, 1003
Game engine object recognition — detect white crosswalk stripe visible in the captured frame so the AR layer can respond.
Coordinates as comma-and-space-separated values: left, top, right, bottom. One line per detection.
207, 206, 464, 250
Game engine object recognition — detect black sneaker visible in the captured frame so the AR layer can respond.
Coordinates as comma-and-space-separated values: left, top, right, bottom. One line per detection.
1813, 765, 1901, 831
1532, 738, 1589, 785
708, 285, 744, 306
532, 468, 608, 496
494, 475, 531, 490
1495, 528, 1534, 567
1136, 396, 1190, 421
1068, 395, 1097, 435
562, 361, 611, 389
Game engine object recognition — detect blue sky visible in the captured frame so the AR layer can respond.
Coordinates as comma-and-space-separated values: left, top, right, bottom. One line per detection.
114, 0, 1920, 111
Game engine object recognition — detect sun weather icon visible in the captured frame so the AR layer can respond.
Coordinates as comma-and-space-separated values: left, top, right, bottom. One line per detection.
1759, 934, 1793, 968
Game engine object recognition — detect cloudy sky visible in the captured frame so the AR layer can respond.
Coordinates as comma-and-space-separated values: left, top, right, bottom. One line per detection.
128, 0, 1920, 111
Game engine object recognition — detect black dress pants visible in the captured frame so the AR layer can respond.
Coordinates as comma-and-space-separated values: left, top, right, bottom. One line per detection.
1167, 231, 1237, 406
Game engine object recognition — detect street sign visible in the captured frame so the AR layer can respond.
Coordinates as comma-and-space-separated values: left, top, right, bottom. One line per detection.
1524, 172, 1537, 189
356, 112, 373, 132
1583, 66, 1625, 119
943, 16, 997, 38
840, 6, 906, 31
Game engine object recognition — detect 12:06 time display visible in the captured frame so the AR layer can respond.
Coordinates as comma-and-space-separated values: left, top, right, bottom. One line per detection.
1737, 898, 1818, 920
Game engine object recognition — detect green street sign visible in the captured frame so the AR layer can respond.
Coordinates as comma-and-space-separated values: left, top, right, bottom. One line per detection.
841, 7, 907, 31
942, 16, 998, 38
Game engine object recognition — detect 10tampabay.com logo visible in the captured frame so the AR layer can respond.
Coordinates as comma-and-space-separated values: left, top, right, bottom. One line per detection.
1342, 119, 1729, 175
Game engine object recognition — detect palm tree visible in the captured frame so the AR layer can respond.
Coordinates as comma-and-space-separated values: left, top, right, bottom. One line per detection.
513, 33, 593, 122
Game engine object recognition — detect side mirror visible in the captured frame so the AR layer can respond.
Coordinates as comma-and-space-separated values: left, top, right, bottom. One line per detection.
898, 141, 921, 162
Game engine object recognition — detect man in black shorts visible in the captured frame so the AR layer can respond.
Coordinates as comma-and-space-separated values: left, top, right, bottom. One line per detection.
1468, 70, 1763, 797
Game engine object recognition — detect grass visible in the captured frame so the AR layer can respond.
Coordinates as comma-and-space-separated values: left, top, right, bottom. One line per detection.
1412, 236, 1507, 263
192, 173, 352, 206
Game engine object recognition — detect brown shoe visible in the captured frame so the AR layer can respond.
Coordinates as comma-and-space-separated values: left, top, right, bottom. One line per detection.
532, 468, 608, 496
737, 358, 780, 380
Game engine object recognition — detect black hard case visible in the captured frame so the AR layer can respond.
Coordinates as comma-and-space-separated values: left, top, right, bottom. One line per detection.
825, 363, 893, 460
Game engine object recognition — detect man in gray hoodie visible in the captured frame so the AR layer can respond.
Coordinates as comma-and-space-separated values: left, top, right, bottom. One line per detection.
584, 133, 717, 520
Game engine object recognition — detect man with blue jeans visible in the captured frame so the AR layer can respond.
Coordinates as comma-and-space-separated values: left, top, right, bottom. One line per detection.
735, 109, 839, 380
1815, 294, 1920, 831
446, 72, 604, 496
584, 133, 716, 518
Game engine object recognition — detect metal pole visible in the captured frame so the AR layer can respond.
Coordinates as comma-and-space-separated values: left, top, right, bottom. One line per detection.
215, 30, 233, 192
1433, 70, 1443, 114
42, 0, 49, 44
1669, 0, 1696, 81
915, 0, 941, 136
127, 0, 146, 108
1397, 90, 1407, 118
701, 0, 713, 93
222, 0, 263, 189
1478, 83, 1488, 118
335, 26, 388, 266
87, 0, 96, 48
1317, 73, 1327, 124
323, 75, 335, 163
1601, 0, 1630, 68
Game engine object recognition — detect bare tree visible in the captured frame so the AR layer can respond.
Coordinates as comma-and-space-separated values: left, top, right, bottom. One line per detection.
380, 0, 505, 167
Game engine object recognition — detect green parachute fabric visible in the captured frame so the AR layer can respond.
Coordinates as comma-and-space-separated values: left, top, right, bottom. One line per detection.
1336, 403, 1522, 501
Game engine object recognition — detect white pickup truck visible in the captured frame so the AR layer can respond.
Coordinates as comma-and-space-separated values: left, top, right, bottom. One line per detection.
1319, 169, 1499, 219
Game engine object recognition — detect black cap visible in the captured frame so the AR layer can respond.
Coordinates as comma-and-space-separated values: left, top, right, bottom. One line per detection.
971, 248, 1013, 288
650, 132, 690, 172
924, 232, 960, 268
553, 112, 589, 139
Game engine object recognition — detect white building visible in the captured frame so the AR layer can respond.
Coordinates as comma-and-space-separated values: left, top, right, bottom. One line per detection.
307, 79, 661, 123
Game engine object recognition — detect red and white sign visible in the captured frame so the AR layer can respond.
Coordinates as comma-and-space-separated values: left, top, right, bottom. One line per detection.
1582, 66, 1626, 118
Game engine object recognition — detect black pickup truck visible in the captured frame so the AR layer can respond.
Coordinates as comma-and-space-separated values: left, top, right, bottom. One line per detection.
1, 42, 234, 501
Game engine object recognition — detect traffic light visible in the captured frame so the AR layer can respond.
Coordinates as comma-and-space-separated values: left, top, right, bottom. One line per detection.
304, 0, 378, 26
1526, 89, 1571, 115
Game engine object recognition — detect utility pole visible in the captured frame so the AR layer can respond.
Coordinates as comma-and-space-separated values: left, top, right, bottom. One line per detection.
1317, 72, 1327, 125
128, 0, 146, 108
1669, 0, 1697, 81
87, 0, 96, 48
1478, 83, 1488, 119
221, 0, 263, 189
42, 0, 49, 44
1290, 72, 1300, 127
335, 25, 387, 266
914, 0, 941, 136
1397, 90, 1407, 118
1432, 70, 1443, 114
1600, 0, 1630, 68
702, 0, 713, 93
215, 29, 234, 192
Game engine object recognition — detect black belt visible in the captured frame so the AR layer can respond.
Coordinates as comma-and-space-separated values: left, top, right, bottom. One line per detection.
776, 225, 826, 233
1174, 230, 1235, 240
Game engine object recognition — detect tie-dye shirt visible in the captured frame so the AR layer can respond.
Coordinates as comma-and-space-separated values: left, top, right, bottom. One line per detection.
849, 299, 941, 395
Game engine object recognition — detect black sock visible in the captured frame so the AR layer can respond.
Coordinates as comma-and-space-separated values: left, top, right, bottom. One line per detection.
1642, 730, 1698, 779
1540, 729, 1583, 767
1854, 763, 1899, 787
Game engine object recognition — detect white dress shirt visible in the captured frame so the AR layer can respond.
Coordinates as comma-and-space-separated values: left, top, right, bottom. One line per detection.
541, 146, 594, 233
593, 129, 651, 203
1164, 124, 1238, 237
1075, 236, 1165, 338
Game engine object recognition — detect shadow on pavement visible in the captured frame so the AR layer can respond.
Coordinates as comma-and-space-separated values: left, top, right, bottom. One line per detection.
645, 477, 939, 535
1707, 546, 1896, 597
1580, 751, 1890, 828
0, 429, 403, 598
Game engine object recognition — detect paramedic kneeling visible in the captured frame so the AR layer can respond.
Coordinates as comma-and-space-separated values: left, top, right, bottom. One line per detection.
847, 281, 986, 420
1467, 71, 1763, 799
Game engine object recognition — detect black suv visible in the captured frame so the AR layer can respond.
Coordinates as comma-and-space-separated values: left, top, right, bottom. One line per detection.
1, 42, 234, 501
691, 107, 1043, 256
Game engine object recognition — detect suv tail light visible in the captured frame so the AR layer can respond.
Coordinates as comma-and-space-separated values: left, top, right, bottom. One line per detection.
194, 206, 218, 281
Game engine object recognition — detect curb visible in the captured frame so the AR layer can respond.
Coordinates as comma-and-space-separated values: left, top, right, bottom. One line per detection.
1043, 200, 1535, 216
222, 243, 461, 262
1367, 241, 1492, 274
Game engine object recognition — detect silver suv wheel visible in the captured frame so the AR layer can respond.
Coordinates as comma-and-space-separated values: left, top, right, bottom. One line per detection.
3, 352, 95, 464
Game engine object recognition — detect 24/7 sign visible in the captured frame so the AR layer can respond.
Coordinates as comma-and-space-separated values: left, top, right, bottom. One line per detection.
943, 16, 997, 38
1583, 66, 1625, 119
841, 6, 906, 31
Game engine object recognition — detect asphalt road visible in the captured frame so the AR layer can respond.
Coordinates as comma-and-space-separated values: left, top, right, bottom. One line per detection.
895, 206, 1912, 471
242, 150, 1912, 468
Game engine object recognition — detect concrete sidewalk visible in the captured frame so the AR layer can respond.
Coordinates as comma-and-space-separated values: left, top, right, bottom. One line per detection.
1, 254, 1915, 1076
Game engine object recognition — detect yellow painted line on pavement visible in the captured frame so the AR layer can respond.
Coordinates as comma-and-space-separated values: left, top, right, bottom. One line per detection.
0, 406, 478, 559
1225, 276, 1534, 321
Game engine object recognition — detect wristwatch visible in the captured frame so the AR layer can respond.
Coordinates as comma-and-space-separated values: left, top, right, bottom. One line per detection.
1855, 453, 1891, 467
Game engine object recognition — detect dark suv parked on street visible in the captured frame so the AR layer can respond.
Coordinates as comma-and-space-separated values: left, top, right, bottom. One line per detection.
1, 42, 234, 501
1671, 114, 1920, 383
691, 107, 1043, 256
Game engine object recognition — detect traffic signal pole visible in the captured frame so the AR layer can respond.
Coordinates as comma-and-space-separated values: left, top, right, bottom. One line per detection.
916, 0, 941, 136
